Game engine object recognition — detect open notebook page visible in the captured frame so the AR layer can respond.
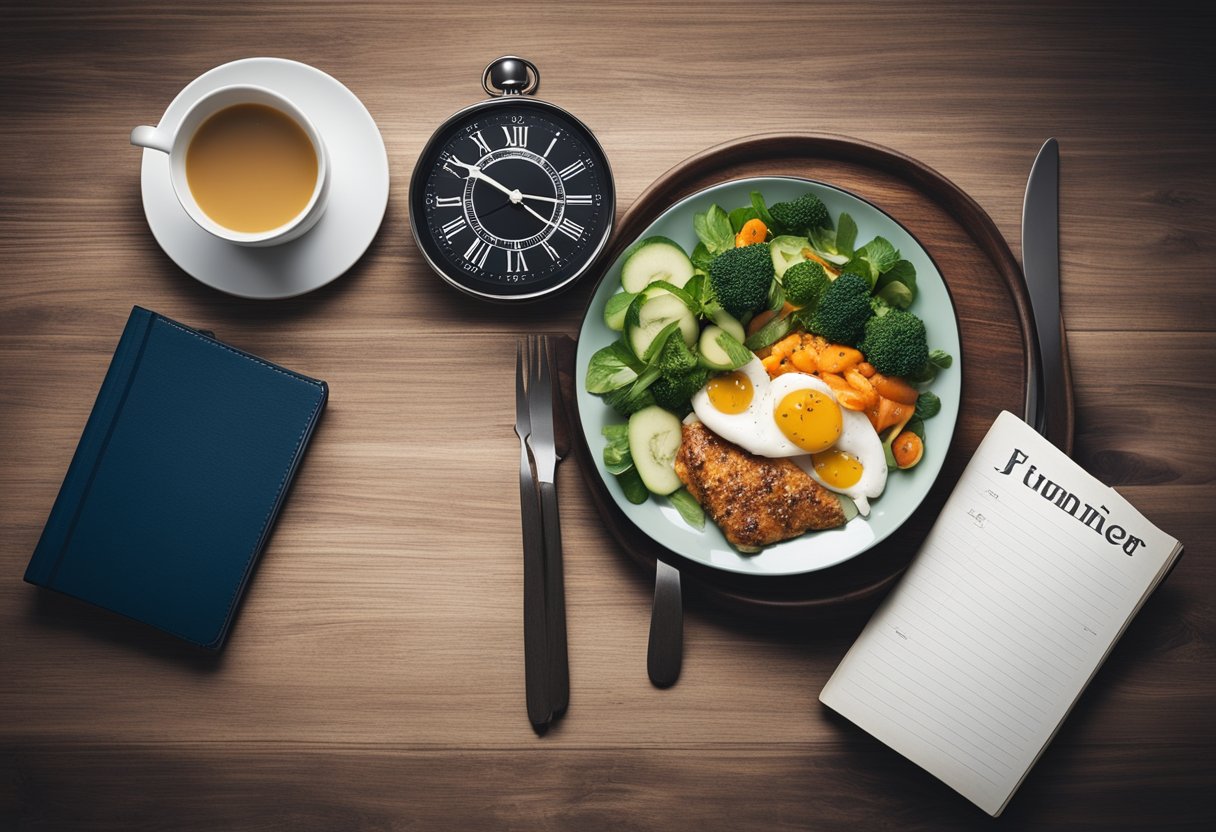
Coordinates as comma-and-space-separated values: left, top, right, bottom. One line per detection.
820, 410, 1181, 816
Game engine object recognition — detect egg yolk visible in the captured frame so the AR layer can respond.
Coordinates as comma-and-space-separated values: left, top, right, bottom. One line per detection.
812, 449, 864, 489
707, 371, 753, 414
774, 389, 842, 453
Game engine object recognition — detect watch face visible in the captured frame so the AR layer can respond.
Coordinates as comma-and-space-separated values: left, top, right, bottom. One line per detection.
410, 98, 614, 300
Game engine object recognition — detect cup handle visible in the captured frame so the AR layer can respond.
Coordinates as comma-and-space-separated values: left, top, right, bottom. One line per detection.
130, 125, 172, 154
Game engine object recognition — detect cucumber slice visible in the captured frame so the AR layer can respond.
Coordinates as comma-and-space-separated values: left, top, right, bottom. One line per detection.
620, 236, 695, 293
628, 405, 684, 495
626, 291, 698, 358
698, 325, 734, 370
603, 291, 635, 331
770, 235, 809, 279
710, 309, 745, 342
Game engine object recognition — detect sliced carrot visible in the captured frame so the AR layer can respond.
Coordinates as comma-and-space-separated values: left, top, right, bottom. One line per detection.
892, 431, 925, 469
819, 372, 851, 393
771, 333, 802, 361
735, 218, 767, 247
790, 348, 817, 374
857, 362, 876, 378
870, 372, 920, 405
801, 248, 841, 276
869, 397, 913, 433
845, 368, 880, 409
818, 345, 864, 373
836, 389, 868, 411
761, 354, 782, 374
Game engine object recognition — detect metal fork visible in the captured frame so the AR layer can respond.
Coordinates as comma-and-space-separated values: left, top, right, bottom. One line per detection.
515, 339, 551, 729
526, 335, 569, 715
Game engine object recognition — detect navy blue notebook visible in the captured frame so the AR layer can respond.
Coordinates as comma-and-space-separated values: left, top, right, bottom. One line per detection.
25, 306, 328, 649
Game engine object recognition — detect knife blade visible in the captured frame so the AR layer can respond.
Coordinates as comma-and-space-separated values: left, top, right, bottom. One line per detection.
1021, 138, 1069, 446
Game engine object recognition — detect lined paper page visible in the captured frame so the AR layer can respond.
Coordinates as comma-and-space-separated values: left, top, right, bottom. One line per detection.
820, 411, 1180, 816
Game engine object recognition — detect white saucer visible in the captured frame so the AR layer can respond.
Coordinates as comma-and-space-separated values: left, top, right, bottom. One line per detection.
139, 58, 389, 300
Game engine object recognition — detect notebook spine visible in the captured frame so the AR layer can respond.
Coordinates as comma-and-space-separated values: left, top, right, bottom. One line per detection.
24, 306, 155, 588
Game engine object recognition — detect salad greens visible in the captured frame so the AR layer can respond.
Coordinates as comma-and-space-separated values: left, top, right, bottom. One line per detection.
585, 187, 953, 529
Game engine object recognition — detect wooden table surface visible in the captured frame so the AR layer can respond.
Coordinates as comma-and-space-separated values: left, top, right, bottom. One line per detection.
2, 2, 1213, 829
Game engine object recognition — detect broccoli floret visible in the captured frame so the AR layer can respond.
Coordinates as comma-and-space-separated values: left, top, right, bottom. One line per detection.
708, 244, 774, 320
769, 193, 832, 235
650, 368, 710, 412
782, 260, 831, 309
810, 273, 873, 345
859, 309, 929, 378
657, 332, 697, 376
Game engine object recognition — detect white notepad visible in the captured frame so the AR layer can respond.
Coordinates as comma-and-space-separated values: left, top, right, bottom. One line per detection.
820, 411, 1182, 816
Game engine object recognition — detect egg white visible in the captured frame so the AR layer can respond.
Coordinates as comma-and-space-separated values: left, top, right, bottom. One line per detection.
692, 357, 888, 516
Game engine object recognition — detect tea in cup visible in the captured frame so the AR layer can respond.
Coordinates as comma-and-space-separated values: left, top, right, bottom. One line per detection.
132, 85, 329, 246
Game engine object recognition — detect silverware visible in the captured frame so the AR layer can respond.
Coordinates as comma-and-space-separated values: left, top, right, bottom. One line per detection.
515, 339, 551, 729
647, 559, 683, 688
1021, 138, 1069, 445
526, 335, 569, 715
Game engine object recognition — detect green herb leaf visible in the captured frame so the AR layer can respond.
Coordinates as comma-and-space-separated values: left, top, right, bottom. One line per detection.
876, 280, 914, 310
929, 349, 953, 369
586, 342, 640, 393
603, 383, 657, 417
728, 206, 759, 234
836, 213, 858, 258
642, 321, 682, 363
715, 329, 754, 369
875, 259, 917, 300
690, 242, 714, 273
840, 256, 877, 289
616, 467, 650, 504
915, 391, 941, 419
693, 204, 735, 255
647, 281, 699, 314
668, 488, 705, 529
750, 191, 776, 228
858, 236, 900, 273
601, 423, 633, 474
905, 416, 926, 440
603, 291, 637, 330
744, 313, 792, 350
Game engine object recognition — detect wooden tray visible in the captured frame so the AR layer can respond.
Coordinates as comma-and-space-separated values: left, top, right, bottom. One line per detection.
560, 133, 1074, 619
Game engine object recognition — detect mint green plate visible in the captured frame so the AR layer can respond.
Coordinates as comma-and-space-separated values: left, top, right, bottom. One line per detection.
575, 177, 961, 577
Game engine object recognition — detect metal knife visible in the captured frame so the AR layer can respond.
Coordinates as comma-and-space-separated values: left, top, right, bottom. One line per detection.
1021, 138, 1070, 446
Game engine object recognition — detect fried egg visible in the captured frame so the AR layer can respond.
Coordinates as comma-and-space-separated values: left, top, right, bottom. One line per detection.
691, 357, 888, 515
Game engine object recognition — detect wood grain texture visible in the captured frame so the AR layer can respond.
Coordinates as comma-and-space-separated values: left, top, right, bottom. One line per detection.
1, 1, 1213, 830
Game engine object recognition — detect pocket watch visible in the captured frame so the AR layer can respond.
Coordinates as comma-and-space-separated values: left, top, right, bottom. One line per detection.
409, 56, 616, 302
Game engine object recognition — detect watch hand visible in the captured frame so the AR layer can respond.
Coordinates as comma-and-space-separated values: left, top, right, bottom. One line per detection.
516, 192, 561, 204
520, 200, 560, 229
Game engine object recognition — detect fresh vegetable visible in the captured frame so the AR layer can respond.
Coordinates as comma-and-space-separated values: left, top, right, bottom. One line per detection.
708, 243, 775, 320
627, 405, 685, 495
603, 290, 636, 331
650, 368, 710, 412
710, 308, 745, 342
782, 260, 832, 309
626, 291, 698, 359
692, 204, 735, 256
769, 192, 832, 235
810, 272, 873, 345
891, 431, 924, 469
769, 235, 810, 278
668, 488, 705, 529
735, 218, 767, 247
698, 325, 752, 371
808, 212, 858, 265
657, 330, 699, 376
585, 341, 640, 394
620, 236, 695, 293
858, 309, 929, 378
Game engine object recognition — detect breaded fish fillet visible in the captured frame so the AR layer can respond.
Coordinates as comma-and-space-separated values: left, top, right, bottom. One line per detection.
674, 421, 845, 552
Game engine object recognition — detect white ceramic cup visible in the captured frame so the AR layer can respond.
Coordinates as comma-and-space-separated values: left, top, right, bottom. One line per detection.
131, 85, 330, 247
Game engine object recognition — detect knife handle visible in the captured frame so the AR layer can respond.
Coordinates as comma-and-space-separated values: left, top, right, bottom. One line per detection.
648, 559, 683, 688
539, 480, 569, 715
519, 449, 551, 729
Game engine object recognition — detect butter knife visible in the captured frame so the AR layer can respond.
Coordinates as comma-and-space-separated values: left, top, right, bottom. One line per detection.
1021, 138, 1070, 447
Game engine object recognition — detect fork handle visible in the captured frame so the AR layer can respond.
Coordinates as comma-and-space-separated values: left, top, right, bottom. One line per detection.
520, 447, 552, 729
539, 480, 569, 714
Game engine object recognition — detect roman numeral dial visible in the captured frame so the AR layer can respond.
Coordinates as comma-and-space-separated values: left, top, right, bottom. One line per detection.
413, 99, 614, 299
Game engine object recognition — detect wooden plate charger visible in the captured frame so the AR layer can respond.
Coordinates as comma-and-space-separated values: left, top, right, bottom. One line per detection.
557, 132, 1074, 619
